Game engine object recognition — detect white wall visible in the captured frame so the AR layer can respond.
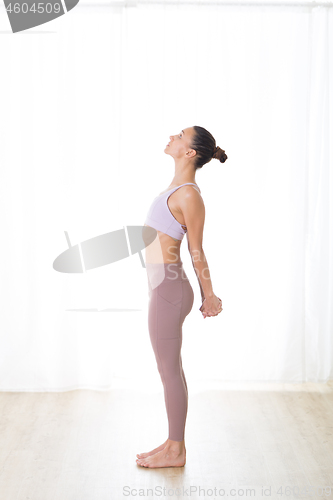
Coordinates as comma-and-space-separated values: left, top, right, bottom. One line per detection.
0, 3, 332, 390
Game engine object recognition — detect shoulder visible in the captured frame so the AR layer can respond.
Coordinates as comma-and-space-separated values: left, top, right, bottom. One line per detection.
177, 185, 202, 197
179, 185, 203, 202
178, 186, 204, 213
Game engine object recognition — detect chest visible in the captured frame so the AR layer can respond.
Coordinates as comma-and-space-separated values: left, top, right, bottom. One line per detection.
164, 190, 185, 225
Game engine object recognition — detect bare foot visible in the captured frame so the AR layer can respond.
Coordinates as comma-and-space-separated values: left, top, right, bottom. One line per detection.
136, 439, 168, 459
136, 447, 186, 468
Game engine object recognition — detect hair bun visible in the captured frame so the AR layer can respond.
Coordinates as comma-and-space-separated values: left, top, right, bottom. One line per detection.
212, 146, 228, 163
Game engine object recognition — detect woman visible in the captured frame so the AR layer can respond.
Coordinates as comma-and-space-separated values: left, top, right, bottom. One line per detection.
136, 125, 228, 469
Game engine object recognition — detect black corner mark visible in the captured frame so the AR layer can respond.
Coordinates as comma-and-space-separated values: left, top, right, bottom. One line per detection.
3, 0, 80, 34
64, 0, 79, 12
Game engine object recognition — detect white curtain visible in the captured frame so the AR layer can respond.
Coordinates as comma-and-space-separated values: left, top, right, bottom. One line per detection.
0, 2, 332, 391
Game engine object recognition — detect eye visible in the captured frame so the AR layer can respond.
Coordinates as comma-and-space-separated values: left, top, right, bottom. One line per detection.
179, 134, 182, 138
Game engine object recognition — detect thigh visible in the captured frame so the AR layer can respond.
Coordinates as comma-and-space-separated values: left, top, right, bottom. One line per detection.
148, 280, 194, 342
148, 292, 182, 374
156, 280, 183, 340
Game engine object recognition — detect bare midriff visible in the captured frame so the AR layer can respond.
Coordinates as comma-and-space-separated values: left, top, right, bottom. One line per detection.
144, 223, 182, 264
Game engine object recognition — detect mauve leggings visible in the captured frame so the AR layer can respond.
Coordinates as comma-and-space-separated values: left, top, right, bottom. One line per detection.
147, 261, 194, 442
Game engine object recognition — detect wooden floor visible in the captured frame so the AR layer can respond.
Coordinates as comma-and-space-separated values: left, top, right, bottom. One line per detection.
0, 382, 333, 500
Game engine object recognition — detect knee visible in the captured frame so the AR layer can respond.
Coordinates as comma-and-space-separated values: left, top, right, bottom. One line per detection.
159, 366, 183, 384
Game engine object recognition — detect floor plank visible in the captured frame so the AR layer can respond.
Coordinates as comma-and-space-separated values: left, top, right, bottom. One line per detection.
0, 383, 332, 499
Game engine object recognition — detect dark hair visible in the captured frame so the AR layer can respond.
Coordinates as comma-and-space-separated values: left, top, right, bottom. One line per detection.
190, 126, 228, 170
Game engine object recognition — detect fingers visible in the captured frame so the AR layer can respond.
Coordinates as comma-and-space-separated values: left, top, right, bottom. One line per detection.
201, 307, 223, 318
200, 296, 223, 318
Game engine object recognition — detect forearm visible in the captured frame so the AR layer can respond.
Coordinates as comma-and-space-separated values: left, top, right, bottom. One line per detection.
198, 278, 205, 301
189, 248, 214, 299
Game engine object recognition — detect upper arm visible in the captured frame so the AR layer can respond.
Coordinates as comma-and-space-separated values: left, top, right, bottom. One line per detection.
178, 188, 205, 253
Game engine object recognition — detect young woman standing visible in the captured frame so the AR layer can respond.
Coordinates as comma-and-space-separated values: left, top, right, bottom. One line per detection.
136, 126, 228, 468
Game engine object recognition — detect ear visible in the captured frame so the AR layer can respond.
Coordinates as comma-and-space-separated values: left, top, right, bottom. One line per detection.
185, 149, 197, 159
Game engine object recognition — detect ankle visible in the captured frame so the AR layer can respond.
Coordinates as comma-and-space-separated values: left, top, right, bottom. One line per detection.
166, 439, 186, 453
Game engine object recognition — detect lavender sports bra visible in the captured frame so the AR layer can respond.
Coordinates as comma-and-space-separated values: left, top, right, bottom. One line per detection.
144, 183, 201, 241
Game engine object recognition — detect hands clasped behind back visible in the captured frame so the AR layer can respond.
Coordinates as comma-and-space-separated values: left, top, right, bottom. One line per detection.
199, 294, 223, 318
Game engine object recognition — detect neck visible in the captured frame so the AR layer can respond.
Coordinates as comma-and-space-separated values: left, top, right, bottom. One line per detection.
171, 158, 196, 185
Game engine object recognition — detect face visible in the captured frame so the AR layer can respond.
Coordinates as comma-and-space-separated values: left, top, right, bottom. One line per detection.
165, 127, 196, 160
